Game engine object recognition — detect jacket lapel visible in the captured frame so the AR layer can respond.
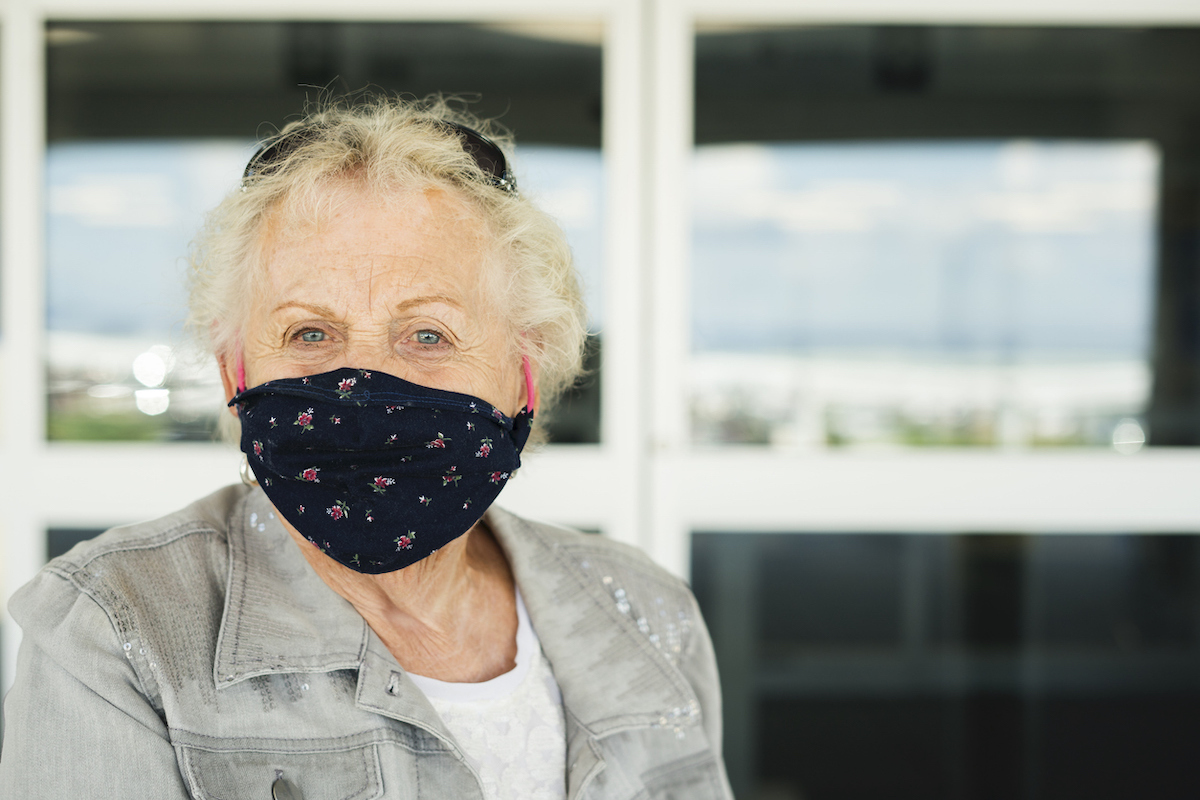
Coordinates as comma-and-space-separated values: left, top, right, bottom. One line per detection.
487, 506, 702, 799
213, 488, 368, 687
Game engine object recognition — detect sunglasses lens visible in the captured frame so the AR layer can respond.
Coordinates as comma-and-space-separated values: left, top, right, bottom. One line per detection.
444, 123, 513, 191
243, 127, 318, 180
242, 120, 516, 196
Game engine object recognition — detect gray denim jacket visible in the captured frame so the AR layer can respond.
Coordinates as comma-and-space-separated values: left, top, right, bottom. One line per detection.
1, 485, 733, 800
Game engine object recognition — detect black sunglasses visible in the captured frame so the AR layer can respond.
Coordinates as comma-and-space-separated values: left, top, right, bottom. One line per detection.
242, 120, 518, 196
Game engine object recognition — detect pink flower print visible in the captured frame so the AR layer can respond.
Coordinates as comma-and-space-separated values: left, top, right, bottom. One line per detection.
372, 476, 395, 494
359, 370, 372, 379
469, 402, 478, 413
466, 421, 475, 431
298, 505, 305, 514
327, 500, 350, 520
295, 408, 315, 431
489, 471, 509, 484
252, 440, 263, 456
462, 498, 472, 510
299, 467, 320, 483
365, 510, 374, 523
386, 434, 399, 444
329, 415, 342, 425
395, 532, 417, 550
475, 438, 494, 458
492, 408, 503, 420
386, 405, 402, 414
336, 377, 357, 398
427, 432, 451, 449
301, 377, 310, 385
269, 417, 277, 428
442, 466, 461, 487
418, 495, 432, 506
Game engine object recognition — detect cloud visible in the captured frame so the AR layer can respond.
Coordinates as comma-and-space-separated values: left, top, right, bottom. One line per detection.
49, 173, 177, 228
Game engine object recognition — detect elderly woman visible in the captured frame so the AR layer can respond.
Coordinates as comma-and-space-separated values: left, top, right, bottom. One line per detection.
0, 97, 732, 800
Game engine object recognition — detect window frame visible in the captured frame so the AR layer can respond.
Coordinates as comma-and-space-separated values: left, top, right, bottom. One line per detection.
5, 0, 1200, 695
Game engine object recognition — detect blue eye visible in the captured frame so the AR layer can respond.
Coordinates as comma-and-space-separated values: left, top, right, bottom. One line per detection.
415, 331, 442, 345
299, 330, 326, 343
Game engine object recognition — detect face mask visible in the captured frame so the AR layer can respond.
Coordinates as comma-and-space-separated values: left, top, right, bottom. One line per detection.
229, 366, 533, 574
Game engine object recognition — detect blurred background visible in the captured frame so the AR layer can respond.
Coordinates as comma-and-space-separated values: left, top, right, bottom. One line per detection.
3, 1, 1200, 798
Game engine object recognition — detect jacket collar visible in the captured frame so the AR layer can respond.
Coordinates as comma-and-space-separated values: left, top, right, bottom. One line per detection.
214, 488, 699, 737
214, 488, 369, 687
486, 506, 701, 737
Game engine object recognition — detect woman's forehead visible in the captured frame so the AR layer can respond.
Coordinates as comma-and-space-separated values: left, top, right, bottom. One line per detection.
265, 180, 485, 242
256, 184, 497, 310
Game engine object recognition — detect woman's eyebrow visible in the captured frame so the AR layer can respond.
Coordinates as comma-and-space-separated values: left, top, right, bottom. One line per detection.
392, 294, 463, 314
270, 300, 337, 317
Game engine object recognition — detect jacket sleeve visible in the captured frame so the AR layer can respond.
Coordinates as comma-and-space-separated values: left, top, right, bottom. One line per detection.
0, 569, 191, 799
677, 589, 735, 797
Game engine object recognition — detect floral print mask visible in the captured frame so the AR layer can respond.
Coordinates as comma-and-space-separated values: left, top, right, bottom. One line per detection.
229, 367, 532, 573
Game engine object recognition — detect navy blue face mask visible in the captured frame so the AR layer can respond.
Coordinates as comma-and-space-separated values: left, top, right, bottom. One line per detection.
229, 367, 532, 574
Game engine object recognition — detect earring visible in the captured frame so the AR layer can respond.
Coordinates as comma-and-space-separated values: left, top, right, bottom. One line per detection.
239, 454, 259, 487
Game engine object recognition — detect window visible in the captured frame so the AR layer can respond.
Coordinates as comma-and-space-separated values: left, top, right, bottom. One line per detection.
689, 22, 1200, 797
5, 8, 1200, 797
45, 20, 604, 442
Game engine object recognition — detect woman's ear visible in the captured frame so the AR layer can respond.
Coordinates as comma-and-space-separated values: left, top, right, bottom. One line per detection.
216, 352, 240, 417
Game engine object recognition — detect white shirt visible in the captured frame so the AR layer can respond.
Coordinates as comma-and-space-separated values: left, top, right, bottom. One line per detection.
408, 591, 567, 800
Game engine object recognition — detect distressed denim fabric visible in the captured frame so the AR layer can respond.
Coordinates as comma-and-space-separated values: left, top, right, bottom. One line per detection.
0, 485, 733, 800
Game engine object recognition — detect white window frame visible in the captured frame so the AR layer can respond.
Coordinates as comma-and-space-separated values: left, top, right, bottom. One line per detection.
0, 0, 648, 691
5, 0, 1200, 694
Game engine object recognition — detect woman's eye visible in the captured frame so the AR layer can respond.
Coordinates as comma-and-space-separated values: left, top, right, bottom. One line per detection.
415, 330, 442, 345
298, 330, 326, 343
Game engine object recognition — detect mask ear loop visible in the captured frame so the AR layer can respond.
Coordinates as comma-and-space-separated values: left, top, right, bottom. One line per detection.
235, 352, 247, 393
232, 350, 257, 485
522, 354, 538, 416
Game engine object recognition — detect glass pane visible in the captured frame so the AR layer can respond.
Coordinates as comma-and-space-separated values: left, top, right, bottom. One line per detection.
692, 531, 1200, 799
692, 140, 1157, 448
692, 25, 1200, 449
45, 20, 603, 442
46, 140, 247, 440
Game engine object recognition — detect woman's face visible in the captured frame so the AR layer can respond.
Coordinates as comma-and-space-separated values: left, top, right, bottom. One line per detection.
221, 184, 527, 417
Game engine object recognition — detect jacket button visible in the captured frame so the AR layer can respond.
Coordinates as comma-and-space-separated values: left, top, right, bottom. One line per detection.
272, 777, 304, 800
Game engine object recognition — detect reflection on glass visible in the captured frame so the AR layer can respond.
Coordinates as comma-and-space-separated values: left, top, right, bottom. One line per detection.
522, 146, 604, 329
691, 140, 1158, 448
46, 141, 603, 441
45, 19, 605, 443
693, 531, 1200, 799
46, 141, 247, 440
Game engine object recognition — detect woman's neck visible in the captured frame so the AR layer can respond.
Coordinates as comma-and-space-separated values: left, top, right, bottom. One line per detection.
281, 514, 519, 682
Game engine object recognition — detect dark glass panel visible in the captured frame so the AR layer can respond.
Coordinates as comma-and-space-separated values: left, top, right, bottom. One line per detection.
45, 21, 603, 443
693, 26, 1200, 448
693, 531, 1200, 799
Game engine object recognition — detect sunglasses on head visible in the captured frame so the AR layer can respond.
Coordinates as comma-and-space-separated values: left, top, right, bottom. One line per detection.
242, 120, 518, 196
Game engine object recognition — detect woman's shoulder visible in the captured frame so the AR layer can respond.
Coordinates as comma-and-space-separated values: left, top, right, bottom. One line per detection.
488, 505, 690, 592
8, 484, 246, 653
22, 484, 243, 594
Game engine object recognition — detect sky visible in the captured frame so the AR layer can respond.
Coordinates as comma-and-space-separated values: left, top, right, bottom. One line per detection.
45, 140, 605, 338
691, 140, 1157, 359
46, 138, 1155, 363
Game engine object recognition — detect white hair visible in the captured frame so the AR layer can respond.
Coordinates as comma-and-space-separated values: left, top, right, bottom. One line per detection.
187, 95, 588, 442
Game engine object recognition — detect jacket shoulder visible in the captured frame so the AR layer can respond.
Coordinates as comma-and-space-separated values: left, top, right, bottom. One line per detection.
491, 506, 690, 593
8, 485, 247, 708
44, 483, 244, 576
